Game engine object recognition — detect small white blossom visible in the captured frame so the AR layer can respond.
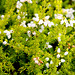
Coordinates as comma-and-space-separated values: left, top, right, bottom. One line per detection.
4, 30, 7, 33
57, 71, 59, 74
59, 33, 61, 36
57, 48, 61, 53
32, 31, 36, 36
17, 15, 21, 19
48, 45, 52, 48
26, 38, 28, 41
1, 15, 4, 20
16, 1, 22, 9
48, 32, 50, 35
58, 37, 61, 42
59, 62, 61, 66
20, 0, 26, 2
33, 14, 39, 22
46, 63, 49, 68
17, 9, 19, 13
20, 21, 26, 27
60, 20, 64, 25
54, 14, 63, 19
50, 60, 53, 64
7, 35, 11, 39
45, 57, 49, 61
57, 54, 60, 58
44, 21, 48, 26
10, 30, 13, 33
41, 25, 44, 30
27, 0, 32, 3
39, 29, 43, 33
0, 31, 1, 34
61, 59, 65, 62
4, 30, 10, 36
46, 42, 49, 45
64, 51, 68, 55
27, 30, 31, 37
3, 41, 7, 45
28, 21, 36, 28
35, 60, 39, 64
45, 16, 50, 20
38, 19, 43, 25
33, 58, 36, 61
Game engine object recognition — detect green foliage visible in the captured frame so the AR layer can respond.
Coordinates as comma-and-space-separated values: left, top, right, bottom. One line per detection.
0, 0, 75, 75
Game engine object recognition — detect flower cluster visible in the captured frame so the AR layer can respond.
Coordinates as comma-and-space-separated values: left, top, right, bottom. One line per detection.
4, 30, 13, 39
45, 57, 53, 68
33, 57, 43, 66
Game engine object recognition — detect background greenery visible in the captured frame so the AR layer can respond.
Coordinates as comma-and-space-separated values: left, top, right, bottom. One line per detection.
0, 0, 75, 75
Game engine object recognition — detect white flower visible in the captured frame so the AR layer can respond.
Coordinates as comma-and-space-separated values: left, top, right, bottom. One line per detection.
17, 15, 21, 19
33, 17, 39, 22
44, 21, 48, 26
57, 54, 60, 58
4, 30, 8, 33
28, 21, 36, 28
48, 32, 50, 35
26, 0, 32, 3
20, 21, 26, 27
39, 29, 43, 33
45, 57, 49, 61
6, 31, 10, 36
4, 30, 10, 36
66, 22, 70, 27
58, 37, 61, 42
45, 16, 50, 20
61, 59, 65, 62
20, 0, 26, 2
48, 45, 52, 48
10, 30, 13, 33
50, 60, 53, 64
41, 25, 44, 30
57, 71, 59, 74
0, 31, 1, 34
27, 30, 31, 37
60, 20, 64, 25
47, 21, 54, 27
38, 19, 43, 25
54, 14, 63, 19
64, 51, 68, 55
16, 1, 22, 9
26, 38, 28, 41
33, 58, 36, 61
35, 14, 38, 18
1, 15, 4, 20
3, 41, 7, 45
59, 62, 61, 65
46, 42, 49, 45
32, 31, 36, 36
35, 60, 39, 64
46, 63, 49, 68
33, 14, 39, 21
57, 48, 61, 53
59, 33, 61, 36
7, 35, 11, 39
63, 8, 75, 19
17, 9, 19, 13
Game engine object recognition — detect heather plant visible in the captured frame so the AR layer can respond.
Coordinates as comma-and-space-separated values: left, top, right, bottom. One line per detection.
0, 0, 75, 75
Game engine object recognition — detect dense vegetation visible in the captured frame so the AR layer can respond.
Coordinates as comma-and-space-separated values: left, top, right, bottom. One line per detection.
0, 0, 75, 75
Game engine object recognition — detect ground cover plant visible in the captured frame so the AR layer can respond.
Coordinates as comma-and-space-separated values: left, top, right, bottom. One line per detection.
0, 0, 75, 75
